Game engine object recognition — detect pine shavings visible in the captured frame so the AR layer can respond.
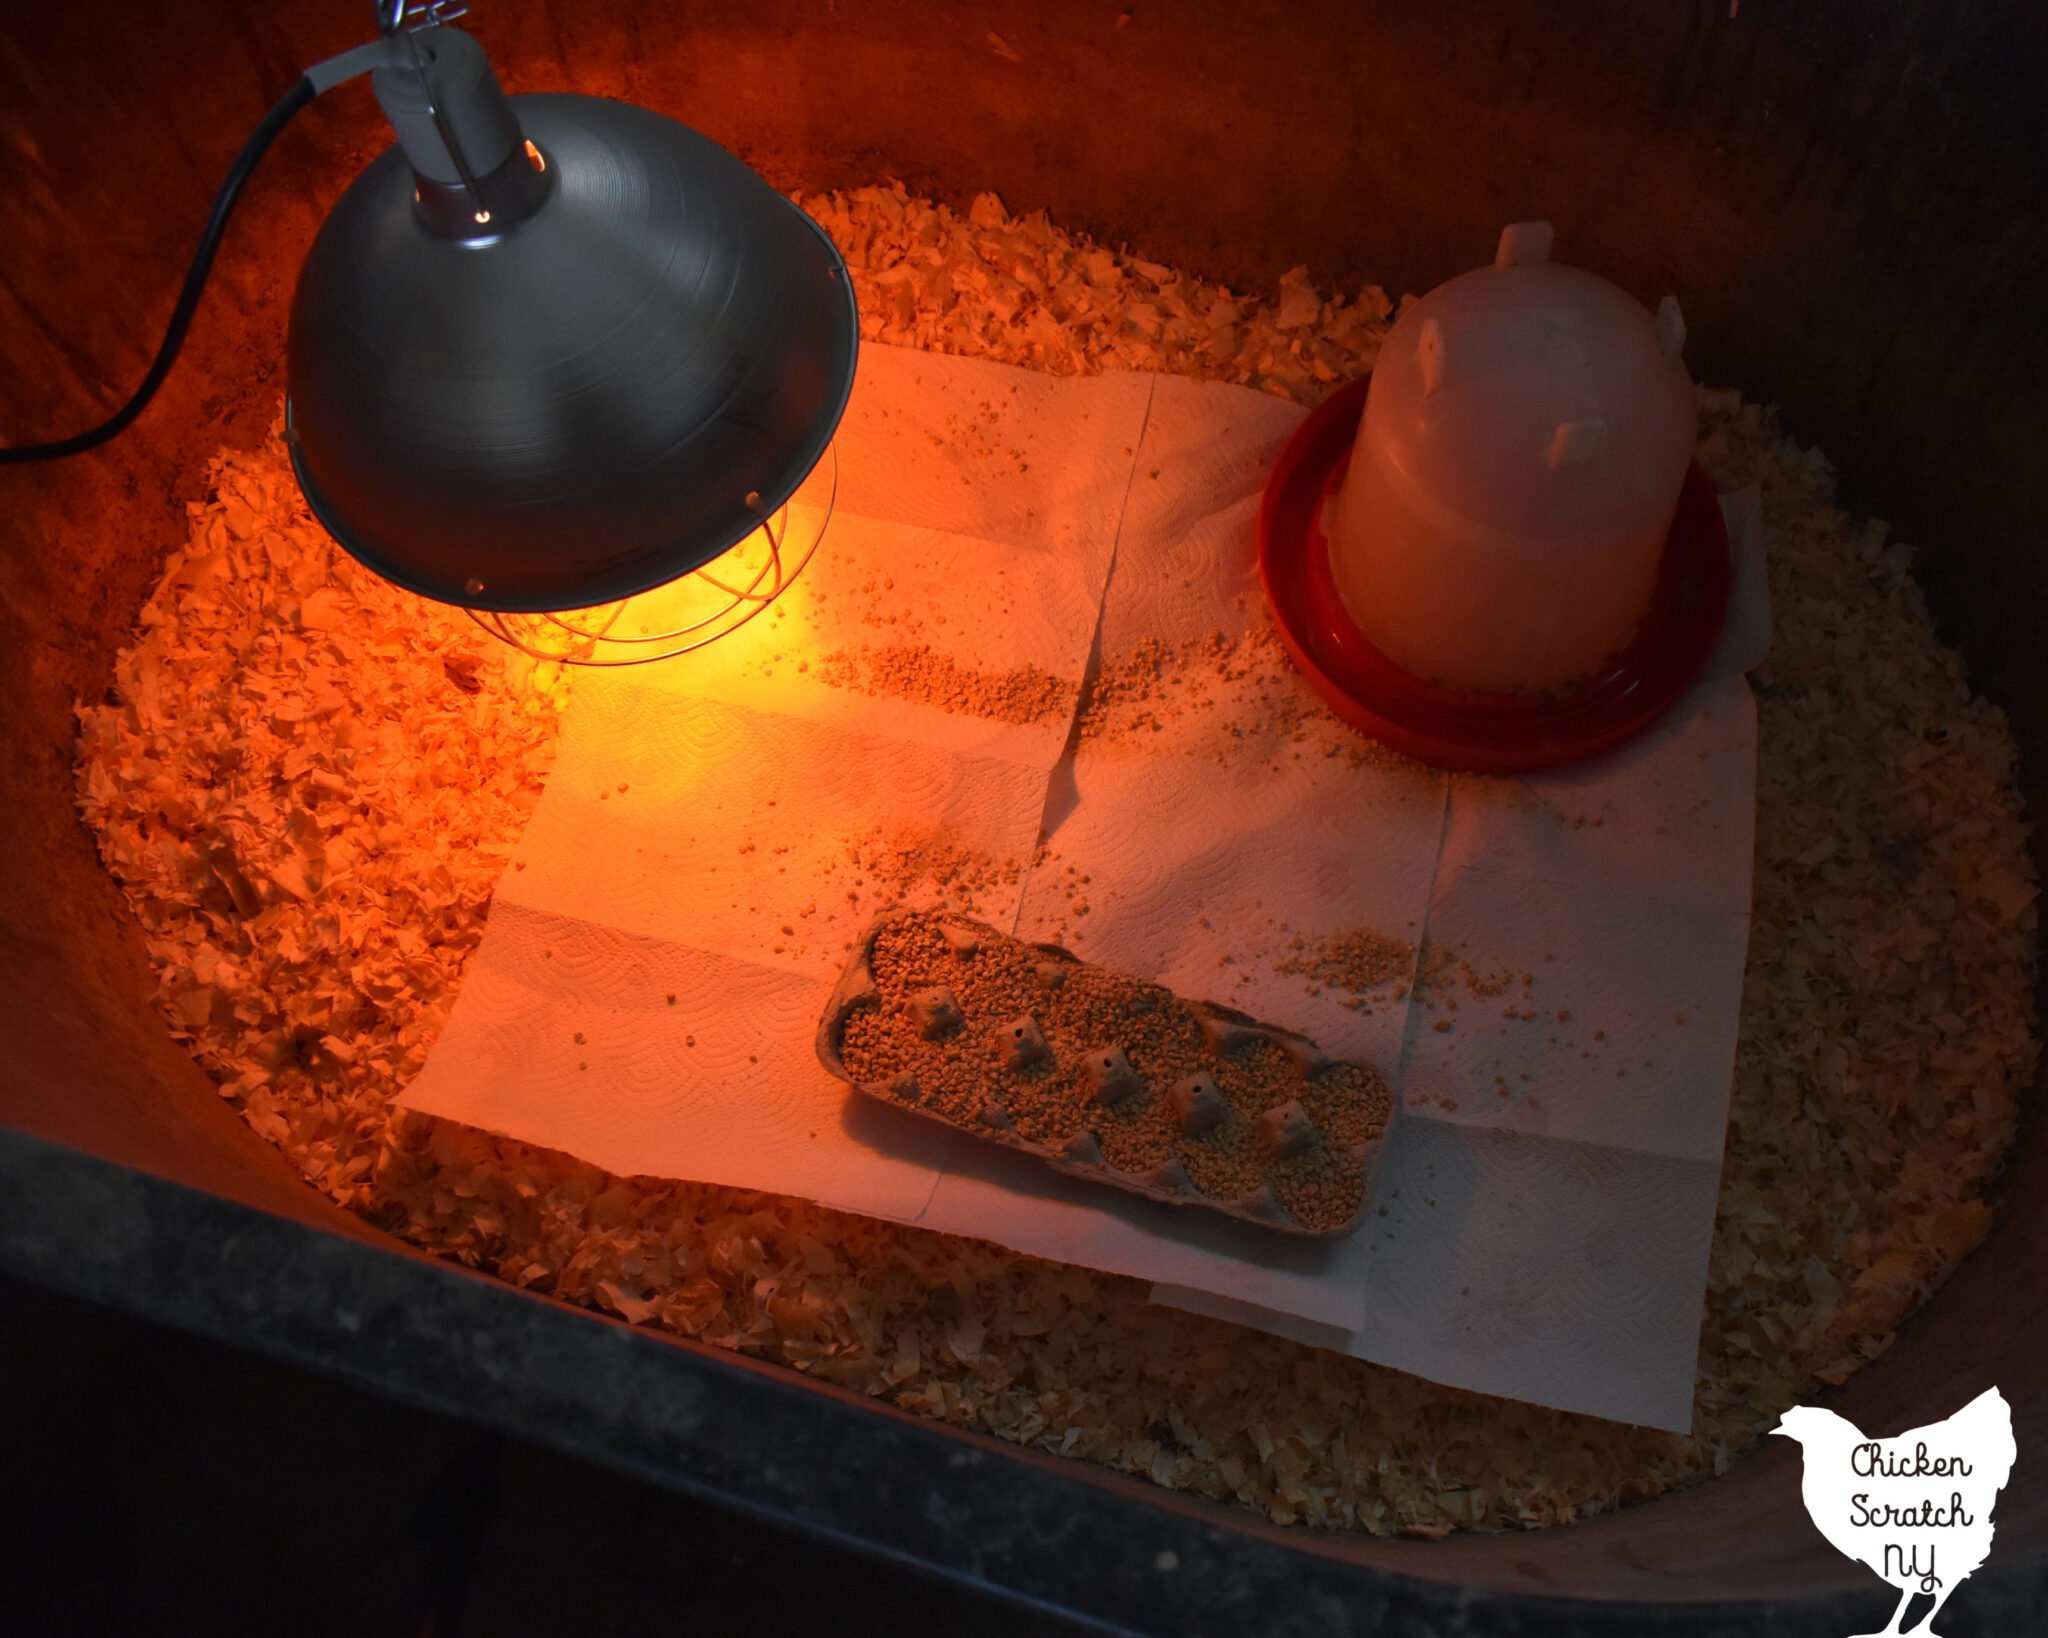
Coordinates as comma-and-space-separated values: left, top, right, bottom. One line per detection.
74, 424, 564, 1192
70, 187, 2037, 1541
796, 182, 1392, 404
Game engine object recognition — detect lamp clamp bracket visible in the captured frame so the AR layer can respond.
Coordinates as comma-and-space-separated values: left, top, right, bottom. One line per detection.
378, 2, 471, 37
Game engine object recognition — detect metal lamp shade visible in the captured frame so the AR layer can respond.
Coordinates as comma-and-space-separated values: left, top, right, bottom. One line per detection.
286, 92, 858, 614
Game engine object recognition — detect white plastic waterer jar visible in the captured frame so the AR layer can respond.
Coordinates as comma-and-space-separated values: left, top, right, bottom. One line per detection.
1325, 222, 1696, 696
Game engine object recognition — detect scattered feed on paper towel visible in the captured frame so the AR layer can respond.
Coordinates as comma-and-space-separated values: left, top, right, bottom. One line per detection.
814, 642, 1075, 726
74, 182, 2037, 1536
1075, 626, 1420, 776
824, 911, 1392, 1235
1275, 926, 1417, 1008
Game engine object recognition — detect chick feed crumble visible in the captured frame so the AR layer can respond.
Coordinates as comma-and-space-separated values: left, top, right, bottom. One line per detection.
824, 911, 1391, 1235
73, 182, 2037, 1537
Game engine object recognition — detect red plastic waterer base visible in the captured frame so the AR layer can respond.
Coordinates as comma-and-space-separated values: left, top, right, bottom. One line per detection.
1257, 373, 1733, 776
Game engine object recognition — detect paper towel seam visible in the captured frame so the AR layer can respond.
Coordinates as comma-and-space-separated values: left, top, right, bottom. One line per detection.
1009, 374, 1160, 940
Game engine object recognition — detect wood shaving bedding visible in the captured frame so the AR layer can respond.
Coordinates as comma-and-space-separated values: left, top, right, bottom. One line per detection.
72, 182, 2036, 1537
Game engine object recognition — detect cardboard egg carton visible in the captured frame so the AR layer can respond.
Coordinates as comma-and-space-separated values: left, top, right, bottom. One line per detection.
816, 911, 1394, 1237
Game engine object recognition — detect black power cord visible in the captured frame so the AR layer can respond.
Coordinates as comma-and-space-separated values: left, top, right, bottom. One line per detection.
0, 74, 315, 465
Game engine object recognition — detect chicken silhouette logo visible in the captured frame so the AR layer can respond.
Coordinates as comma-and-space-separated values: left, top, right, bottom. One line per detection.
1772, 1387, 2015, 1636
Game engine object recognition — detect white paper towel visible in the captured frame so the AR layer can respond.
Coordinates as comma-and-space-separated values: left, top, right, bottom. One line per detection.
916, 375, 1450, 1328
403, 346, 1766, 1429
405, 346, 1148, 1216
404, 347, 1435, 1328
1151, 488, 1769, 1430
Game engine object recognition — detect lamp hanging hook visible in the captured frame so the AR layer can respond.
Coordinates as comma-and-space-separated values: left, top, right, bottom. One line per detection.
379, 1, 471, 36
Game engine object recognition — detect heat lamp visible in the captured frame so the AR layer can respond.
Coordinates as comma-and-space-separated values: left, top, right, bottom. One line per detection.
5, 0, 860, 665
